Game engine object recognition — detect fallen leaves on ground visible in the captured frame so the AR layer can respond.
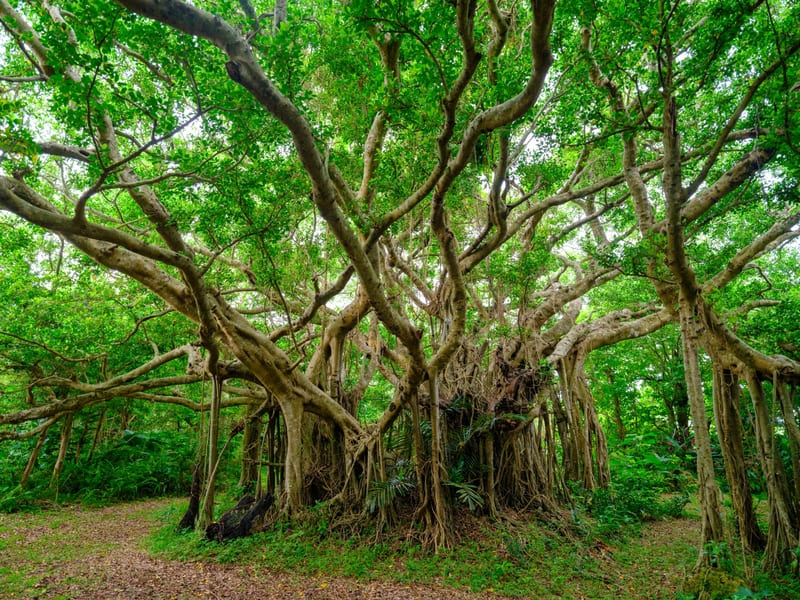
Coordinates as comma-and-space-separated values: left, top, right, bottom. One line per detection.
1, 500, 497, 599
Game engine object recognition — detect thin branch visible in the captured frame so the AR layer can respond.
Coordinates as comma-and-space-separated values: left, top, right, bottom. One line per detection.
113, 40, 173, 83
0, 330, 106, 363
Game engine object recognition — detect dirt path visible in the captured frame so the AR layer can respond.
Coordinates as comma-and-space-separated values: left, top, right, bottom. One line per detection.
0, 498, 708, 599
0, 499, 498, 600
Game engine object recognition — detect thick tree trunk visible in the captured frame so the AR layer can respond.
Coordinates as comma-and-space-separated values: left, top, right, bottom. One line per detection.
775, 378, 800, 500
281, 398, 304, 513
712, 365, 765, 551
679, 306, 725, 564
239, 407, 263, 494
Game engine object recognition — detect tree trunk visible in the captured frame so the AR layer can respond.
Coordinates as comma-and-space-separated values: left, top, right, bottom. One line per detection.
428, 371, 453, 550
238, 406, 263, 494
745, 370, 799, 570
73, 415, 89, 462
50, 413, 74, 489
87, 409, 105, 462
775, 378, 800, 501
483, 432, 498, 517
712, 365, 765, 551
605, 368, 626, 441
264, 408, 282, 498
273, 0, 287, 32
679, 305, 725, 564
200, 375, 222, 527
281, 398, 304, 513
576, 372, 610, 488
674, 381, 691, 444
552, 381, 579, 483
21, 425, 50, 489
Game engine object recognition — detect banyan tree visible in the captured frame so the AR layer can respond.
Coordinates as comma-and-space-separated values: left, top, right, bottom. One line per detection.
1, 0, 799, 567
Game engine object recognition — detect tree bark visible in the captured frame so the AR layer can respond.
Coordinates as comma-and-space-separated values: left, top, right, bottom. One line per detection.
606, 369, 626, 441
775, 378, 800, 501
428, 371, 453, 551
50, 413, 74, 489
679, 305, 725, 562
87, 410, 105, 462
238, 407, 263, 494
21, 425, 50, 489
712, 365, 765, 551
280, 398, 304, 513
745, 370, 799, 570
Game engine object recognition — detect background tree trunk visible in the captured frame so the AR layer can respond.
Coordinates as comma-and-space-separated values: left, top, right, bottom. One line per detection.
745, 370, 799, 570
22, 425, 50, 489
200, 376, 222, 527
50, 413, 74, 489
238, 407, 263, 494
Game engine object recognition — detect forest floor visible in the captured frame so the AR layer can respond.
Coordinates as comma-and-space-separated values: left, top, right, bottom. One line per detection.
0, 497, 702, 600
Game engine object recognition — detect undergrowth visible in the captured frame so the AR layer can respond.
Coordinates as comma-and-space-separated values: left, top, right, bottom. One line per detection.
147, 495, 696, 599
0, 430, 196, 511
569, 433, 691, 540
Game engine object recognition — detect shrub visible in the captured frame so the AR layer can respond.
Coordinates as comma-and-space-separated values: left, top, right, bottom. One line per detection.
0, 429, 197, 510
582, 434, 691, 539
57, 430, 196, 503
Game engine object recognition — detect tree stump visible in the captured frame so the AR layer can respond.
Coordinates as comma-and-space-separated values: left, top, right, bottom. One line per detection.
177, 464, 202, 531
204, 494, 274, 541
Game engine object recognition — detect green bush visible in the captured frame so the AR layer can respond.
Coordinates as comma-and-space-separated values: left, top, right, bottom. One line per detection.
57, 430, 196, 503
0, 430, 196, 510
581, 434, 690, 539
683, 567, 750, 600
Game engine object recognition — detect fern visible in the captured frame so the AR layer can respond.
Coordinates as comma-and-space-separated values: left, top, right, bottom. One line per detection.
366, 460, 416, 513
366, 476, 415, 513
446, 480, 484, 511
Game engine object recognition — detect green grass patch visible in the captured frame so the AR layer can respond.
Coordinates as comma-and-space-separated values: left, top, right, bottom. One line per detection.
147, 500, 698, 598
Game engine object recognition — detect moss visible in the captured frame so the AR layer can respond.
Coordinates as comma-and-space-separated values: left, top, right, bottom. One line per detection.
684, 567, 745, 600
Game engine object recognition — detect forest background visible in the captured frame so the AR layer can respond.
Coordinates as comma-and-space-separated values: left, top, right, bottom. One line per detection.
1, 0, 799, 597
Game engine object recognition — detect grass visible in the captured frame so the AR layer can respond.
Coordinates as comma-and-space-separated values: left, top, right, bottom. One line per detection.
147, 500, 700, 599
3, 495, 797, 599
0, 500, 162, 598
0, 508, 81, 597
